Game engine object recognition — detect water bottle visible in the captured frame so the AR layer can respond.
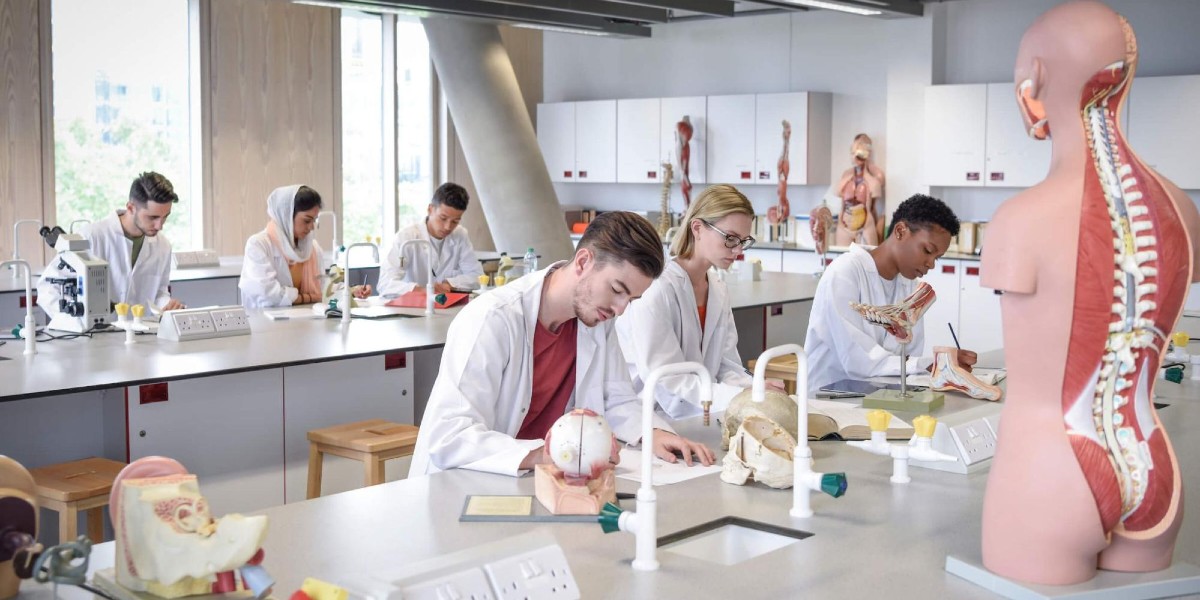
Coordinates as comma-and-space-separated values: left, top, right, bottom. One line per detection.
523, 247, 538, 276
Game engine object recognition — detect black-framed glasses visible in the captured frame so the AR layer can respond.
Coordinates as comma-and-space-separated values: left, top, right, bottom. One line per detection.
701, 220, 756, 251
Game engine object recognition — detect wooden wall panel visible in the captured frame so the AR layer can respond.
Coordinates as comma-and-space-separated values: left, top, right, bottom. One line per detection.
208, 0, 336, 256
0, 0, 48, 269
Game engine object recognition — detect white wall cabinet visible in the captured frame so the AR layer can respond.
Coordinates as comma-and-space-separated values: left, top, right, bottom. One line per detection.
707, 94, 758, 185
536, 102, 576, 183
919, 260, 962, 352
957, 262, 1004, 353
617, 98, 661, 184
924, 85, 987, 187
127, 371, 285, 514
754, 92, 832, 186
1128, 75, 1200, 190
573, 100, 617, 183
984, 83, 1051, 188
742, 248, 782, 272
660, 96, 707, 185
781, 249, 823, 276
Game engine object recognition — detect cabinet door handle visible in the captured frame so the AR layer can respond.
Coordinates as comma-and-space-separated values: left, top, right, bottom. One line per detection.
579, 171, 588, 179
740, 171, 752, 180
966, 266, 980, 276
564, 171, 572, 178
942, 265, 955, 274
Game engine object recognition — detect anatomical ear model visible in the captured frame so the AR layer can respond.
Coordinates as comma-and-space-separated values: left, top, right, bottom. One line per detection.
979, 1, 1200, 586
534, 409, 619, 515
930, 346, 1003, 401
110, 457, 270, 599
767, 120, 792, 225
0, 456, 40, 600
675, 116, 694, 209
850, 281, 936, 345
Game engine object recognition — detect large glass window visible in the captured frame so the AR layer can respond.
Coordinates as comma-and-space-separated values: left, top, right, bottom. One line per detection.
394, 17, 433, 227
340, 11, 385, 247
52, 0, 199, 249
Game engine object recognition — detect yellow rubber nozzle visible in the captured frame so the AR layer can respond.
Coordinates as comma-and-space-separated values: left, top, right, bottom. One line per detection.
1172, 331, 1190, 349
912, 414, 938, 439
865, 409, 892, 432
114, 302, 130, 317
478, 274, 491, 287
131, 304, 145, 318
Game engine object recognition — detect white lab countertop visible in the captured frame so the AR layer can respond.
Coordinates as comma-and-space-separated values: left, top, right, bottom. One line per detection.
0, 272, 819, 402
16, 366, 1200, 600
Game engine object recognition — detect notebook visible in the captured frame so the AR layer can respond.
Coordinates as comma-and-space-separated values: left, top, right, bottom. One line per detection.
385, 290, 469, 309
807, 399, 914, 441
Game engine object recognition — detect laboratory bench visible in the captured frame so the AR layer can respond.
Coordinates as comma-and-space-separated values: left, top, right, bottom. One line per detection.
16, 368, 1200, 600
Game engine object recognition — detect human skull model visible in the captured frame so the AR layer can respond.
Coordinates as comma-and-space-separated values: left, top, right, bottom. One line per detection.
722, 415, 797, 489
545, 409, 619, 485
722, 388, 798, 450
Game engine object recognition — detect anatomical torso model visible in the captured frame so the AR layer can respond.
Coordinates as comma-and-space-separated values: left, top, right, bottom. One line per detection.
676, 117, 694, 209
981, 1, 1200, 586
811, 134, 886, 253
767, 120, 792, 225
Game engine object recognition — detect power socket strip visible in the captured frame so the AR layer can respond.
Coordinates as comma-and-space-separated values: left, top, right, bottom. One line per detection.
173, 250, 221, 269
338, 530, 579, 600
158, 305, 251, 341
909, 402, 1002, 474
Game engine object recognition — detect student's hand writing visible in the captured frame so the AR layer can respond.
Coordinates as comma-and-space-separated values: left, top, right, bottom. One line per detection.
652, 430, 714, 466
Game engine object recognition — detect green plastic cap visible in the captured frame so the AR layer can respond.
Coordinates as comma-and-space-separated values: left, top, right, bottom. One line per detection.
598, 502, 624, 534
821, 473, 848, 498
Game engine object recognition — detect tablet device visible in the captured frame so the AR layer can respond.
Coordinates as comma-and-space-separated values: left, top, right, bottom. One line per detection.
817, 379, 928, 398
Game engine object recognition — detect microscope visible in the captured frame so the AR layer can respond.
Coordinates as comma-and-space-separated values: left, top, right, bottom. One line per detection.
44, 234, 111, 333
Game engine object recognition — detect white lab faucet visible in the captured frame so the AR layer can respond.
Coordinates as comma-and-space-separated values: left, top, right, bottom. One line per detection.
848, 413, 956, 484
9, 219, 41, 277
318, 210, 340, 262
600, 361, 711, 572
69, 219, 90, 234
341, 242, 380, 324
0, 260, 36, 355
399, 239, 436, 316
752, 344, 847, 518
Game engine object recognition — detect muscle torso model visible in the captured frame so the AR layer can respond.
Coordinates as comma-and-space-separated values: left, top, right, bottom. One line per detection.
675, 117, 694, 209
980, 1, 1200, 586
767, 120, 791, 225
812, 134, 885, 253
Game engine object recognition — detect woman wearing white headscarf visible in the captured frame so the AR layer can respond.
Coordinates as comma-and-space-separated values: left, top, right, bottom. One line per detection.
239, 185, 364, 308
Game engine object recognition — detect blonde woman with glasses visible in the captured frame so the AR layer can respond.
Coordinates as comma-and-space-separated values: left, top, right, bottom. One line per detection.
616, 184, 786, 420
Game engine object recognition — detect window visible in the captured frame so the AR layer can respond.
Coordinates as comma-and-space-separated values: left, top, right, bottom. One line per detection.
51, 0, 200, 250
340, 13, 433, 248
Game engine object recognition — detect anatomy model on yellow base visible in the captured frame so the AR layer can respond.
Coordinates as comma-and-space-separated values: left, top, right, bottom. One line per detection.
533, 409, 619, 515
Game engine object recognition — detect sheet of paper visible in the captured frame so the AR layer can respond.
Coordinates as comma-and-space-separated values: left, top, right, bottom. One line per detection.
463, 495, 533, 517
264, 306, 325, 320
614, 449, 722, 485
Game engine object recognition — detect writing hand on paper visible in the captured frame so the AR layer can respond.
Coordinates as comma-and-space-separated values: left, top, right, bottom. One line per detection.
433, 281, 454, 295
652, 429, 714, 467
351, 284, 372, 299
161, 298, 186, 311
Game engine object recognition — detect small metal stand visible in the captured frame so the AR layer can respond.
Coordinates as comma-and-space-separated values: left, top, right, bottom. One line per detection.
862, 341, 945, 413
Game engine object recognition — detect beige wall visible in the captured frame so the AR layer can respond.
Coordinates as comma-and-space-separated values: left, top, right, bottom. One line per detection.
0, 1, 540, 261
0, 0, 50, 269
206, 0, 338, 256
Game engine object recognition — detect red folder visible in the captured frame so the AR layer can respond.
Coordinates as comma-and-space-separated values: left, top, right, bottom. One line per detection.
385, 290, 469, 309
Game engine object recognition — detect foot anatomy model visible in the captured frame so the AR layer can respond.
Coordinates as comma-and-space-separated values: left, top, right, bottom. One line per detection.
930, 346, 1002, 401
850, 281, 936, 344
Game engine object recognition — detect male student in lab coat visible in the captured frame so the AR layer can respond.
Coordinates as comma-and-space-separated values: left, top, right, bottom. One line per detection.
38, 172, 186, 317
409, 211, 715, 477
377, 182, 484, 297
804, 193, 978, 396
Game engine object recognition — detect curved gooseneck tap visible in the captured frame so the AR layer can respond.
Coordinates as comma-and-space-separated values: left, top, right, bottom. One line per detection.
341, 242, 379, 324
0, 260, 36, 355
400, 239, 437, 316
10, 219, 42, 277
752, 344, 847, 518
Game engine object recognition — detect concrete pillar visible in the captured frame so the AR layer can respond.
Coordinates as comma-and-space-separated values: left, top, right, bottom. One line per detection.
422, 18, 573, 263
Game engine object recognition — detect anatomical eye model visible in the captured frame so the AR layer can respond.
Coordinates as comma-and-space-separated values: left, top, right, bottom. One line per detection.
534, 409, 620, 515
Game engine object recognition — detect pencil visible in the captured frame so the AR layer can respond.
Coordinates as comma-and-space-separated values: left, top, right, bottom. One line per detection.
948, 323, 961, 350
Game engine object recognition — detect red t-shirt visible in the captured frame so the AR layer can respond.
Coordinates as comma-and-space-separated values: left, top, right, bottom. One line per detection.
516, 318, 578, 440
697, 305, 707, 333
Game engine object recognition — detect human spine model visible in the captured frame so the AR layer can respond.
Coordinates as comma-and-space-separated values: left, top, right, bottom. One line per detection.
767, 120, 792, 225
658, 162, 673, 238
980, 2, 1198, 585
849, 281, 936, 344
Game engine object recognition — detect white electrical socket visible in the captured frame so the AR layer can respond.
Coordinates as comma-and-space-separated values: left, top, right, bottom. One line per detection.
393, 568, 494, 600
909, 402, 1003, 475
158, 306, 251, 341
949, 419, 997, 466
483, 544, 580, 600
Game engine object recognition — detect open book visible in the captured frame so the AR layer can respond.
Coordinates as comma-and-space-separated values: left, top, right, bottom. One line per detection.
807, 399, 913, 441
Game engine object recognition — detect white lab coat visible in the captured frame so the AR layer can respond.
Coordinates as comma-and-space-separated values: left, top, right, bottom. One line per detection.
409, 262, 673, 478
616, 260, 752, 419
804, 244, 932, 396
377, 221, 483, 296
36, 210, 172, 315
238, 231, 328, 309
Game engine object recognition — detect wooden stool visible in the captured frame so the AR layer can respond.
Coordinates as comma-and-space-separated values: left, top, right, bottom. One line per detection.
306, 419, 419, 499
747, 356, 799, 395
29, 457, 125, 544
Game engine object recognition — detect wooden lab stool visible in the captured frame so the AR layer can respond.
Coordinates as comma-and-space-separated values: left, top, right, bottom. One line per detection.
747, 355, 800, 395
29, 457, 126, 544
306, 419, 420, 499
